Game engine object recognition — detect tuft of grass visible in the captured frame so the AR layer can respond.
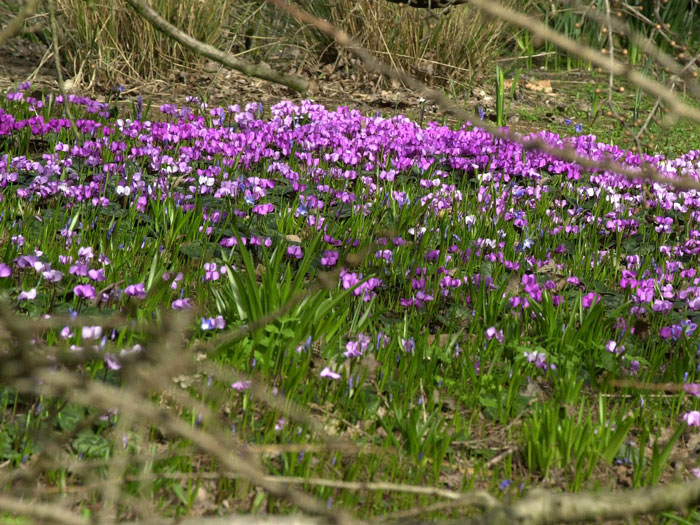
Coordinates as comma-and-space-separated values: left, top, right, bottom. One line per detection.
53, 0, 235, 84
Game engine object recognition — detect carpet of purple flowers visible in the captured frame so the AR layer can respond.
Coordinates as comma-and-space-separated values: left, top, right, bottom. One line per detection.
3, 81, 700, 508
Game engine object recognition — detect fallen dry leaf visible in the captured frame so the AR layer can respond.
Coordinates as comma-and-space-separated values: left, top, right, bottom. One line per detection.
525, 79, 554, 94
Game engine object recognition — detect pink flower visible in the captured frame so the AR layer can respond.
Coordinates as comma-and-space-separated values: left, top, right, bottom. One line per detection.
231, 381, 251, 392
0, 263, 11, 277
525, 350, 547, 369
172, 298, 192, 310
605, 340, 625, 355
74, 284, 96, 299
252, 203, 274, 215
684, 384, 700, 397
581, 292, 600, 308
485, 327, 504, 343
124, 283, 146, 299
81, 326, 102, 340
340, 270, 360, 289
287, 245, 303, 259
201, 316, 226, 330
104, 353, 121, 371
683, 411, 700, 427
18, 288, 37, 301
320, 367, 341, 380
344, 340, 362, 358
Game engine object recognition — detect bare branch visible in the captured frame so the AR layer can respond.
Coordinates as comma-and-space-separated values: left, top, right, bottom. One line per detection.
122, 0, 310, 93
467, 482, 700, 524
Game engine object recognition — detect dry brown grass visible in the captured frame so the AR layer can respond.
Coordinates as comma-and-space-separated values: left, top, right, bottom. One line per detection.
49, 0, 522, 88
54, 0, 234, 85
325, 0, 522, 85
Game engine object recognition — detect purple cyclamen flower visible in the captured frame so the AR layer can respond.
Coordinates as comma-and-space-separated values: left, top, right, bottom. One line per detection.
74, 284, 96, 299
581, 292, 599, 308
231, 381, 251, 392
344, 340, 362, 358
320, 367, 341, 380
485, 327, 505, 343
18, 288, 37, 301
684, 384, 700, 397
81, 326, 102, 340
287, 245, 303, 259
683, 411, 700, 427
172, 298, 192, 310
321, 250, 339, 266
605, 340, 625, 355
104, 353, 121, 370
88, 268, 106, 282
341, 270, 360, 289
524, 350, 547, 369
124, 283, 147, 299
42, 269, 63, 283
201, 316, 226, 330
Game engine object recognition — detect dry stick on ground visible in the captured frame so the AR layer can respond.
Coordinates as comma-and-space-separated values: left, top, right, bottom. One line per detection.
0, 0, 40, 48
266, 0, 700, 193
122, 0, 310, 93
467, 482, 700, 525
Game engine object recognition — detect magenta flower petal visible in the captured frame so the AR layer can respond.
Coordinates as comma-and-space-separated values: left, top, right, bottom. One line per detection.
320, 367, 341, 380
74, 284, 96, 299
0, 263, 11, 277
